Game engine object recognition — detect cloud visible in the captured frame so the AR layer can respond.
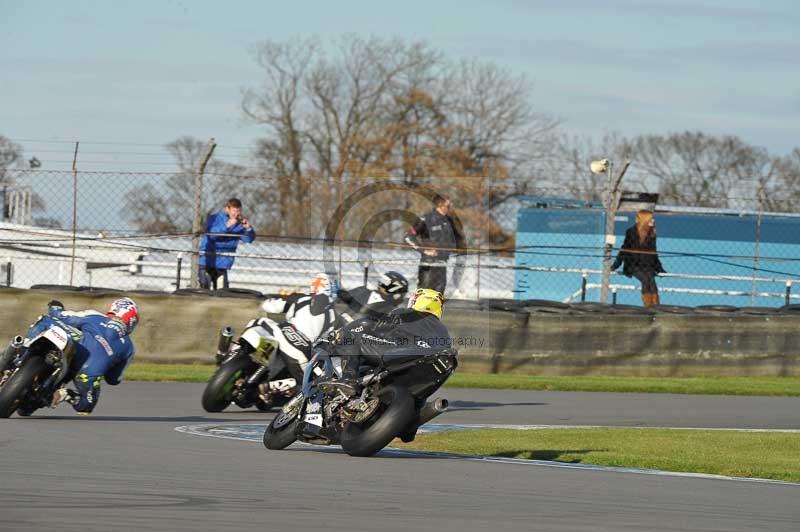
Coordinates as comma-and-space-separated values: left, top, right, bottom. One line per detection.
493, 0, 798, 23
462, 35, 800, 74
0, 57, 259, 84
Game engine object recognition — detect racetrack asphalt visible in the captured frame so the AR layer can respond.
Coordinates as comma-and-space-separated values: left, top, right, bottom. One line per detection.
1, 382, 798, 532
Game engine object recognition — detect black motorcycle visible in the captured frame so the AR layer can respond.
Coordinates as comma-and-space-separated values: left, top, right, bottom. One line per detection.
201, 319, 295, 413
263, 345, 457, 457
0, 317, 77, 418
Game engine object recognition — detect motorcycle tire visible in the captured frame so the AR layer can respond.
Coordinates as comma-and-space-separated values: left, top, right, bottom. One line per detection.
340, 384, 415, 457
263, 411, 299, 450
0, 357, 48, 418
0, 349, 12, 376
201, 356, 254, 413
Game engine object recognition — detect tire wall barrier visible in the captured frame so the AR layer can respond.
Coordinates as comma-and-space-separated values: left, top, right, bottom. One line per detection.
1, 288, 798, 377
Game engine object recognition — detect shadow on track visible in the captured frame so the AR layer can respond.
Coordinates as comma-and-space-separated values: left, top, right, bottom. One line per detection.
492, 448, 596, 463
270, 446, 453, 460
446, 400, 547, 411
17, 415, 271, 423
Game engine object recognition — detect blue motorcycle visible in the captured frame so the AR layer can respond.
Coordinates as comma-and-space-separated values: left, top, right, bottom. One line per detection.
0, 316, 78, 418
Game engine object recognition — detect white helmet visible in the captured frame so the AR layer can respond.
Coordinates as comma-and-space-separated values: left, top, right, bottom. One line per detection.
378, 271, 409, 301
310, 272, 335, 298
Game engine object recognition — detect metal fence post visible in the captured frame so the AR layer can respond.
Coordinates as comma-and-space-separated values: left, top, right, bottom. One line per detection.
176, 253, 183, 290
189, 138, 217, 289
581, 272, 588, 302
600, 159, 630, 304
5, 260, 11, 287
69, 141, 79, 286
476, 176, 485, 302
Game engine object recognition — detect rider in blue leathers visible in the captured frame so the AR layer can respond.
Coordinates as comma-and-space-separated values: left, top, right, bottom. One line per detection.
40, 297, 139, 414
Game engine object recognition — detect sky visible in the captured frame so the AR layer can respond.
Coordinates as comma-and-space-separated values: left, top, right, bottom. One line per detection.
1, 0, 799, 175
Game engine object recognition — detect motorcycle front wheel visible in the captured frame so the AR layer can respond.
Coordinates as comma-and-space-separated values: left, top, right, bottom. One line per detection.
201, 356, 254, 413
340, 384, 415, 457
263, 408, 299, 450
0, 357, 48, 418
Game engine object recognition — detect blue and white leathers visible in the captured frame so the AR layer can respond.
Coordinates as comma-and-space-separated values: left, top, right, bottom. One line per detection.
28, 307, 136, 413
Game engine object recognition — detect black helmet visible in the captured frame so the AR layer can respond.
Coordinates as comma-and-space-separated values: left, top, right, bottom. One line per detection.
378, 271, 409, 301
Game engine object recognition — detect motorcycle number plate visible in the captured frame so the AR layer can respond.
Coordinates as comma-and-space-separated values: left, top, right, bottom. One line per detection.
304, 413, 323, 426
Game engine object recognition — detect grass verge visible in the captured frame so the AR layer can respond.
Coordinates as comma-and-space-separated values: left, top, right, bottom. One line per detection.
446, 373, 800, 396
393, 428, 800, 483
127, 362, 215, 382
126, 362, 800, 396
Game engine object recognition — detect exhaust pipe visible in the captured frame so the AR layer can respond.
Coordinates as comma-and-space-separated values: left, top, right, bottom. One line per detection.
2, 336, 25, 369
6, 335, 25, 357
417, 397, 448, 427
215, 327, 234, 365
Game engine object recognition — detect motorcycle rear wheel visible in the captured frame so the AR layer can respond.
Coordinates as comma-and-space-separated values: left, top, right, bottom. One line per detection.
0, 357, 48, 418
340, 384, 415, 457
201, 356, 254, 413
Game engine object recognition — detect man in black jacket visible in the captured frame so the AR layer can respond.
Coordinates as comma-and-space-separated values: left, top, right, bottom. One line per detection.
404, 195, 464, 294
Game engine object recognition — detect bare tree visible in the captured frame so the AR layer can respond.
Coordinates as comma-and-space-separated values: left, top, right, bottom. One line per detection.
545, 131, 633, 203
242, 35, 560, 242
0, 135, 23, 185
0, 135, 57, 227
552, 131, 799, 212
764, 148, 800, 212
631, 131, 775, 209
122, 136, 249, 234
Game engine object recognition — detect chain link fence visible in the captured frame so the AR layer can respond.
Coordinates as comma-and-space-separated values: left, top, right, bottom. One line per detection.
2, 168, 798, 306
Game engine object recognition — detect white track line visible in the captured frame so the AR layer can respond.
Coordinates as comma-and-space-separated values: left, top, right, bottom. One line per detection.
174, 422, 800, 486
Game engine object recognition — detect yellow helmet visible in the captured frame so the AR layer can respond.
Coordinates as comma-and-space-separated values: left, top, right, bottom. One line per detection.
408, 288, 444, 320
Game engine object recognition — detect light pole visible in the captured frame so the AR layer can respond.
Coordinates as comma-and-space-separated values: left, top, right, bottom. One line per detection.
592, 157, 631, 304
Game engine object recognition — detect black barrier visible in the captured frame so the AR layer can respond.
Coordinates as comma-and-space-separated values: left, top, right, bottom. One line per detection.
650, 304, 695, 314
210, 288, 264, 299
694, 305, 740, 314
2, 288, 800, 375
29, 284, 84, 292
739, 306, 779, 316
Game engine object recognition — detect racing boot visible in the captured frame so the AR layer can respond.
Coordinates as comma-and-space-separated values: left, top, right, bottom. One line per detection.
258, 378, 298, 405
50, 388, 78, 408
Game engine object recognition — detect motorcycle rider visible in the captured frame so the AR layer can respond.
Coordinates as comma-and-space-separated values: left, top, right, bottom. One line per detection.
41, 297, 139, 414
254, 273, 343, 394
317, 288, 449, 398
337, 271, 409, 321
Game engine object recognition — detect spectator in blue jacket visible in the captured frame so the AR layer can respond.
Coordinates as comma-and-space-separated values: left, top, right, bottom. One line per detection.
199, 198, 256, 289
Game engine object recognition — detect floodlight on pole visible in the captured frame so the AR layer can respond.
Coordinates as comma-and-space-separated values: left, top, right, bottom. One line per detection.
590, 158, 609, 175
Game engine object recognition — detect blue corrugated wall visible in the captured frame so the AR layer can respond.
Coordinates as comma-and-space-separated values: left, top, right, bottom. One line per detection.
514, 206, 800, 306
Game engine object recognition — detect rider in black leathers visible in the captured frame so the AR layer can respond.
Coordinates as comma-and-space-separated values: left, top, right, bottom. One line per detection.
318, 288, 448, 396
337, 271, 409, 322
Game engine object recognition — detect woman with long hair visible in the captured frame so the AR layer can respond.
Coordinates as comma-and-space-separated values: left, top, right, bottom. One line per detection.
611, 209, 666, 307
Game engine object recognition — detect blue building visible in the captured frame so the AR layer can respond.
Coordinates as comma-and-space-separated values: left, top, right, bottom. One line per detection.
513, 198, 800, 307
